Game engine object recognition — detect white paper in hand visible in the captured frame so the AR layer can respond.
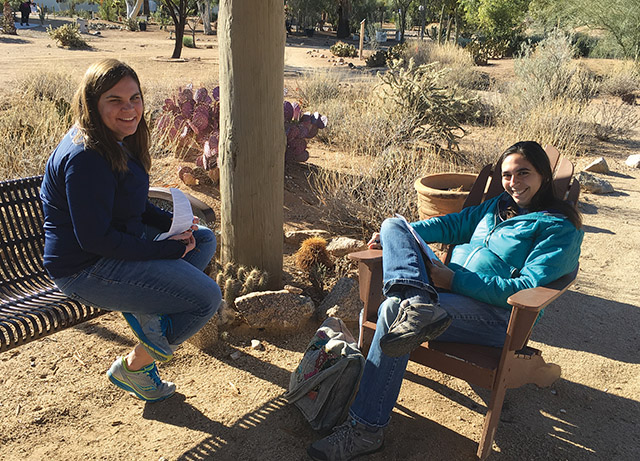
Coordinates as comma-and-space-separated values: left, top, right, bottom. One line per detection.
154, 188, 195, 241
394, 214, 438, 262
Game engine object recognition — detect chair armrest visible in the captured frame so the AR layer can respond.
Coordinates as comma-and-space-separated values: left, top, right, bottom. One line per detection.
348, 249, 382, 264
505, 269, 577, 351
348, 250, 383, 327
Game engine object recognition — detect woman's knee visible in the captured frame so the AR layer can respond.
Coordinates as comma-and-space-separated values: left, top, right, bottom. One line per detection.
377, 296, 401, 331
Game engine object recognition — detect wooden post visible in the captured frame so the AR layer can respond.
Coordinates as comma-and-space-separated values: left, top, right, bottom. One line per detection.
218, 0, 285, 288
359, 19, 365, 59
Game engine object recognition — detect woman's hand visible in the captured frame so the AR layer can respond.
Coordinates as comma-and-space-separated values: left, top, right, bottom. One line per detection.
190, 216, 200, 231
367, 232, 382, 250
169, 229, 196, 257
428, 259, 454, 290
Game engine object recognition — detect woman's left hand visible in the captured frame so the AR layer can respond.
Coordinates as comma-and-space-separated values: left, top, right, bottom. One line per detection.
169, 229, 196, 257
428, 259, 455, 290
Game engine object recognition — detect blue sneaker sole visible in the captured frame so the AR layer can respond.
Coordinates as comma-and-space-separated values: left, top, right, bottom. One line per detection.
107, 371, 175, 403
122, 313, 173, 363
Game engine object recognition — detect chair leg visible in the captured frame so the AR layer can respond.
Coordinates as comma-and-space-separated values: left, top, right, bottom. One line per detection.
477, 380, 507, 460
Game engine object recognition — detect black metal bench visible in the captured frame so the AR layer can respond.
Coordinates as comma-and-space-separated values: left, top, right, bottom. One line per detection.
0, 175, 215, 353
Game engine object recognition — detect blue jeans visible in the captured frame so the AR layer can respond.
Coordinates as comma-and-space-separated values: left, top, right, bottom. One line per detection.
349, 217, 512, 428
53, 225, 222, 348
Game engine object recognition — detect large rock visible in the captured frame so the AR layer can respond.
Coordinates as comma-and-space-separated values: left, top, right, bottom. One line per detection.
575, 171, 614, 194
583, 157, 610, 174
318, 277, 363, 323
234, 290, 314, 332
326, 237, 367, 257
284, 229, 331, 246
626, 154, 640, 168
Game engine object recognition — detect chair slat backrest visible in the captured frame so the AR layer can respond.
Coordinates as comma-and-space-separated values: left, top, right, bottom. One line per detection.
0, 176, 47, 289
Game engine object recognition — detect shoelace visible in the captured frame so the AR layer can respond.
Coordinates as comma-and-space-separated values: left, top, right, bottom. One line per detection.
327, 423, 354, 445
143, 364, 162, 388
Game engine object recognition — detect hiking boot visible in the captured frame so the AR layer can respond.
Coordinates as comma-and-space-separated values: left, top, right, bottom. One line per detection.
380, 294, 452, 357
106, 357, 176, 402
122, 313, 173, 362
307, 419, 384, 461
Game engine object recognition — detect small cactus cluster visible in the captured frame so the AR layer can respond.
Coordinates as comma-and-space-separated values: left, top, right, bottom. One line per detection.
294, 237, 334, 272
215, 262, 269, 307
284, 101, 328, 162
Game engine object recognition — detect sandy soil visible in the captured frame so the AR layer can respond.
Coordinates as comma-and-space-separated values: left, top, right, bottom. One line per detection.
0, 18, 639, 461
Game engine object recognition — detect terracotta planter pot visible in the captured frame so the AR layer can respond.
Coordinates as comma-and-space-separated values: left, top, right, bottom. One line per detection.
414, 173, 477, 220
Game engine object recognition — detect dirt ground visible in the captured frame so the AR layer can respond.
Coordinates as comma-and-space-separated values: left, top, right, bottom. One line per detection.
1, 18, 639, 461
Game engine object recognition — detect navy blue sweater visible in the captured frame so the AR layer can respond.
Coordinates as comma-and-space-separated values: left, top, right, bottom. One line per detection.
41, 129, 186, 279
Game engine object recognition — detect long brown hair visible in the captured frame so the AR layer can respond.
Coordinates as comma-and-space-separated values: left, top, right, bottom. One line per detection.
72, 59, 151, 173
496, 141, 582, 229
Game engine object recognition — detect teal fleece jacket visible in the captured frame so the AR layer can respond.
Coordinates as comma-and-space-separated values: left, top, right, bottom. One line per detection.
410, 193, 584, 309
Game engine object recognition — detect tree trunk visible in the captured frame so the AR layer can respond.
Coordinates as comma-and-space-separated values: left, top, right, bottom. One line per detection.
336, 1, 350, 39
171, 17, 185, 58
143, 0, 150, 16
438, 2, 445, 45
2, 1, 17, 35
218, 0, 285, 289
199, 0, 213, 35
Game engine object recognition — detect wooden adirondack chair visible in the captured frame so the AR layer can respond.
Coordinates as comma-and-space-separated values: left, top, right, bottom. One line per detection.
348, 146, 580, 460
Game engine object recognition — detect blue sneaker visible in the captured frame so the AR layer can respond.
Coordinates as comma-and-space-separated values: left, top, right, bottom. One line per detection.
107, 357, 176, 402
122, 313, 173, 362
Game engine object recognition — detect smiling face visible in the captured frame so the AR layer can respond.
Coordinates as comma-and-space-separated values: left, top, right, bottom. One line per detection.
501, 153, 544, 208
97, 76, 143, 141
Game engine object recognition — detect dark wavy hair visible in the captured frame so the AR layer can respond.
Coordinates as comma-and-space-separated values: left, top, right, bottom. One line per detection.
496, 141, 582, 229
72, 59, 150, 173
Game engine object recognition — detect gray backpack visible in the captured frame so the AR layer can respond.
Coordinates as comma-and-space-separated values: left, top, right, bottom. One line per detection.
285, 317, 365, 432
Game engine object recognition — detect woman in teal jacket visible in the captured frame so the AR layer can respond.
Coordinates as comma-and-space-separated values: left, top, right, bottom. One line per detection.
308, 141, 584, 461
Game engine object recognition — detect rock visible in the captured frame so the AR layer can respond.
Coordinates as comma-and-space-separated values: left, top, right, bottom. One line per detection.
250, 339, 263, 350
583, 157, 610, 174
326, 237, 367, 257
284, 284, 303, 294
318, 277, 363, 323
625, 154, 640, 168
234, 290, 314, 333
284, 229, 331, 246
575, 171, 614, 194
230, 351, 242, 360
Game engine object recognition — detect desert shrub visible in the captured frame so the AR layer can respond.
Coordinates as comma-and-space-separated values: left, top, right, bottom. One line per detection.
506, 99, 590, 156
17, 71, 77, 103
599, 61, 640, 97
330, 41, 357, 57
295, 70, 342, 107
309, 145, 460, 236
125, 17, 139, 31
76, 9, 91, 20
399, 40, 490, 91
512, 30, 598, 106
47, 23, 88, 48
588, 101, 639, 141
295, 237, 334, 272
0, 72, 79, 179
572, 32, 600, 58
379, 59, 479, 150
497, 30, 599, 154
366, 50, 387, 68
311, 83, 404, 156
98, 0, 117, 21
183, 35, 195, 48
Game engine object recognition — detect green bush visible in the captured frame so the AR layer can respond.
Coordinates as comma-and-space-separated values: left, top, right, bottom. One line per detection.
330, 41, 357, 58
47, 24, 88, 49
183, 35, 195, 48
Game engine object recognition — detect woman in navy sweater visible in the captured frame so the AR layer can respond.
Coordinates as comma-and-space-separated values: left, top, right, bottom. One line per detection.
40, 59, 222, 402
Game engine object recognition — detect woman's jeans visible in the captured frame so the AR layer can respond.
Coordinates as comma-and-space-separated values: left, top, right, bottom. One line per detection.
53, 225, 222, 348
349, 217, 512, 428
